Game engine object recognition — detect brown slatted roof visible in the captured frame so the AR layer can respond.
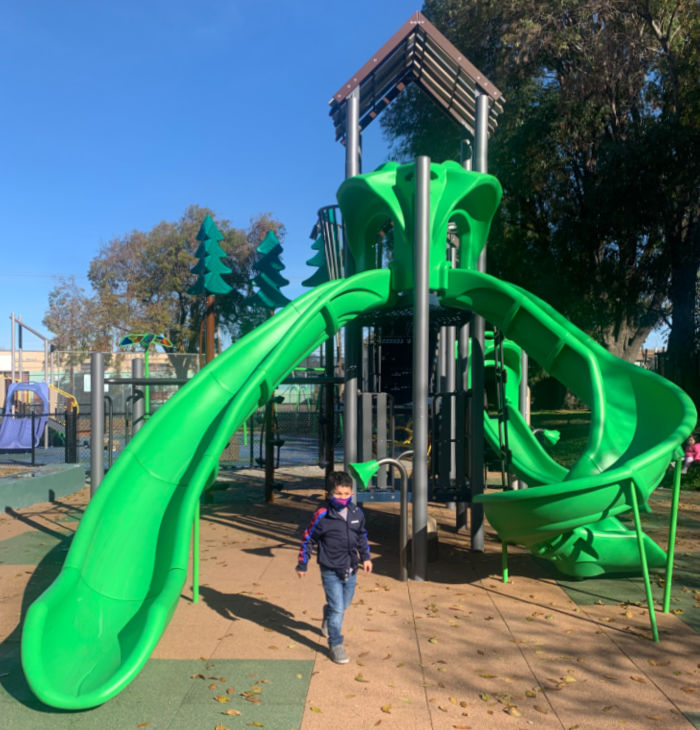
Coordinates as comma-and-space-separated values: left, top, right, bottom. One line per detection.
329, 11, 504, 142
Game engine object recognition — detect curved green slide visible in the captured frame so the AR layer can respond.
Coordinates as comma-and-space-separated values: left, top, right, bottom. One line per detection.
21, 270, 394, 710
442, 267, 697, 578
482, 335, 568, 487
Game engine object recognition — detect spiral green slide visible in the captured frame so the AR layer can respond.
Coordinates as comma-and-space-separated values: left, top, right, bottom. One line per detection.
443, 267, 697, 581
21, 271, 394, 710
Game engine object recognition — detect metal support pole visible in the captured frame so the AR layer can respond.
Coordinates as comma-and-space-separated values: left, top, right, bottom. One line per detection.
10, 312, 16, 383
344, 86, 361, 479
345, 87, 361, 178
469, 94, 491, 552
192, 501, 200, 603
412, 155, 431, 581
514, 350, 530, 489
455, 321, 469, 532
132, 358, 145, 434
90, 352, 105, 496
456, 140, 472, 531
18, 317, 23, 385
324, 337, 335, 483
43, 339, 49, 447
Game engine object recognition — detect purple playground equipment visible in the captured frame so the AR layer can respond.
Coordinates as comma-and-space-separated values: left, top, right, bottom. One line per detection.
0, 382, 50, 450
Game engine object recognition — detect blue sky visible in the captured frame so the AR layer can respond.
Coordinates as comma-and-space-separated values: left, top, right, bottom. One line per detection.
0, 1, 665, 353
0, 0, 421, 350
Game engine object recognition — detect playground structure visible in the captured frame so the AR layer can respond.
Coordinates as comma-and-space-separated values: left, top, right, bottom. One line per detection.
2, 316, 79, 453
20, 11, 697, 711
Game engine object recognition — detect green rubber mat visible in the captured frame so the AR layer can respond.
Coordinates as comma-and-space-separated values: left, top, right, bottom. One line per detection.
0, 656, 313, 729
0, 531, 72, 567
553, 552, 700, 634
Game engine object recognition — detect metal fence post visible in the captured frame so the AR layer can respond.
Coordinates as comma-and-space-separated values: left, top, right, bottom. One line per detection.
90, 352, 105, 496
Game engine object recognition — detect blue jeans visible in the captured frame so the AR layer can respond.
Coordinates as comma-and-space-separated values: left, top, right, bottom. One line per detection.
321, 568, 357, 647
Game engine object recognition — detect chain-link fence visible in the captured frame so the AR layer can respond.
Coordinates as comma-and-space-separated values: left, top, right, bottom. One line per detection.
1, 351, 340, 473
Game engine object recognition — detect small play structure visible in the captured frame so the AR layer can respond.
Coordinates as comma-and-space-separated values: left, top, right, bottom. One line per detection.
0, 382, 50, 450
2, 315, 79, 454
21, 11, 696, 711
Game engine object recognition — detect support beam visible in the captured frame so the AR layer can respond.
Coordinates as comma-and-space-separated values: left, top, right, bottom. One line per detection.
344, 87, 362, 477
90, 352, 105, 497
469, 94, 490, 552
412, 155, 431, 581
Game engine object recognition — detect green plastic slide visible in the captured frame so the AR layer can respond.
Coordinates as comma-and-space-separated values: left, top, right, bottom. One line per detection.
442, 267, 697, 578
482, 335, 568, 487
21, 271, 394, 710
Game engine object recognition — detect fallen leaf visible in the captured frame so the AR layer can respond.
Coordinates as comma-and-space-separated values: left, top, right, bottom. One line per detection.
209, 683, 218, 690
603, 706, 614, 712
478, 673, 496, 678
191, 673, 206, 679
438, 705, 448, 712
226, 687, 235, 695
681, 687, 698, 693
630, 675, 646, 683
381, 704, 392, 713
222, 709, 242, 716
287, 643, 296, 648
355, 673, 369, 683
246, 723, 265, 728
214, 695, 231, 703
505, 706, 521, 717
310, 706, 323, 713
428, 637, 438, 643
137, 725, 151, 729
449, 696, 458, 704
215, 725, 230, 730
399, 697, 413, 703
296, 674, 303, 679
534, 705, 548, 714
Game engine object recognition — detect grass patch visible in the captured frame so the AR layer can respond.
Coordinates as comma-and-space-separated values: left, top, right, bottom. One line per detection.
530, 410, 591, 468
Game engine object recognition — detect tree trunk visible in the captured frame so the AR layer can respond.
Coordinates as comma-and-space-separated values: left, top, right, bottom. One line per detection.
667, 258, 700, 405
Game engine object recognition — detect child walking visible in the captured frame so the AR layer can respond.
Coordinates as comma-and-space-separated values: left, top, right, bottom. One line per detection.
296, 471, 373, 664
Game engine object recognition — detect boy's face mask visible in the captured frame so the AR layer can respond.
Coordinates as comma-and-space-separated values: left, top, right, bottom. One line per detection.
330, 487, 353, 508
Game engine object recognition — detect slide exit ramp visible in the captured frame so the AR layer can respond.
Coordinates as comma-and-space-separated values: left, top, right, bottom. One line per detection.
21, 271, 394, 710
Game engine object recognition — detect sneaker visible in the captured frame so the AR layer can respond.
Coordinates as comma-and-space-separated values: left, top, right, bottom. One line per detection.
329, 644, 349, 664
321, 619, 329, 638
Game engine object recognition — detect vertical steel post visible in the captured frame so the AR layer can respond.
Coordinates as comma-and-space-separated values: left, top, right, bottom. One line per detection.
344, 87, 361, 477
469, 94, 490, 552
43, 339, 49, 448
132, 358, 145, 434
455, 142, 472, 532
514, 350, 530, 489
412, 156, 431, 581
18, 316, 23, 384
324, 336, 335, 484
90, 352, 105, 497
10, 312, 16, 383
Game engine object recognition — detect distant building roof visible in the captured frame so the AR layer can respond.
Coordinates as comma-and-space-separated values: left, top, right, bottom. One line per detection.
329, 11, 505, 142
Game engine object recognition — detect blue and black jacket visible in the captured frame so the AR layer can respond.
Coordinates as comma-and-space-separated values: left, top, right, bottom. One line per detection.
296, 500, 371, 576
